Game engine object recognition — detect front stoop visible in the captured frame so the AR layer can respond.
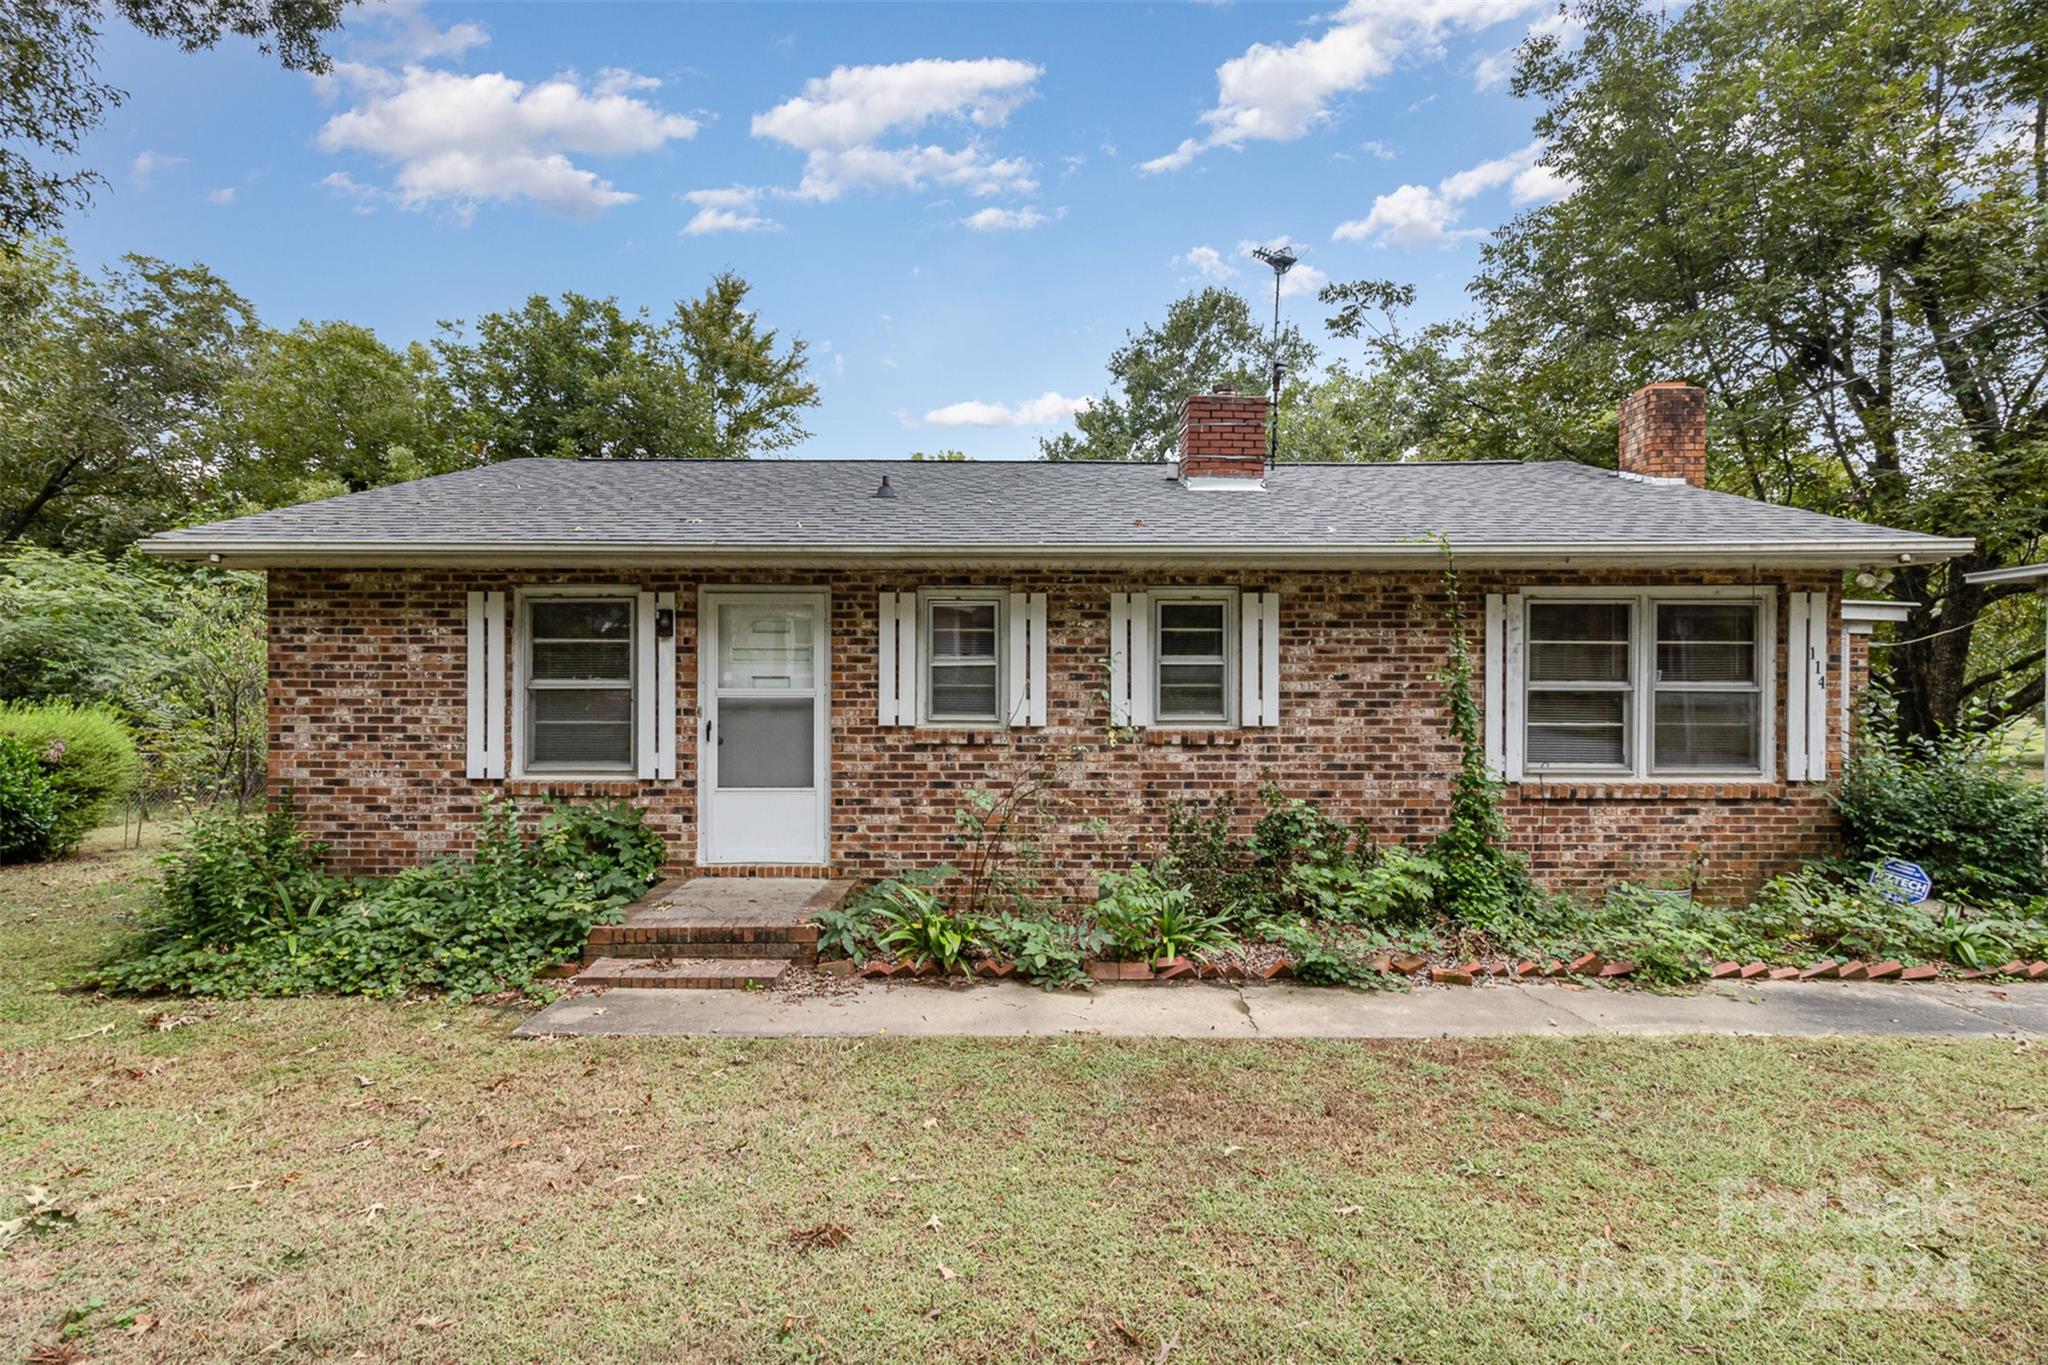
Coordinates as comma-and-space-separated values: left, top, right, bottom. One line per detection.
578, 956, 790, 990
576, 876, 849, 989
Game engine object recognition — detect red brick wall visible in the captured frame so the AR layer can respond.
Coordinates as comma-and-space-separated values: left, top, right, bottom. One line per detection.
267, 566, 1845, 903
1177, 388, 1268, 480
1617, 382, 1707, 486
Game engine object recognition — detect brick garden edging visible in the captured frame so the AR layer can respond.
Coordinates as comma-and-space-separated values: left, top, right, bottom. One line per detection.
818, 955, 2048, 987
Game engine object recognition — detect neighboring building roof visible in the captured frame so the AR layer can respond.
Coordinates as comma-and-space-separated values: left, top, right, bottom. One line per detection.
139, 457, 1974, 568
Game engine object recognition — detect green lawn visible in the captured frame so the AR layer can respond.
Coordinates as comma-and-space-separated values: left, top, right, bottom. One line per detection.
4, 838, 2046, 1362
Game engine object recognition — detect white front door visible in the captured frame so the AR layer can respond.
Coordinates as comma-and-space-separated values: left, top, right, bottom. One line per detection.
699, 590, 829, 865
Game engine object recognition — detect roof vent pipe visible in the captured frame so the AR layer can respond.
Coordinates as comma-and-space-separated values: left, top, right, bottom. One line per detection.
873, 473, 896, 499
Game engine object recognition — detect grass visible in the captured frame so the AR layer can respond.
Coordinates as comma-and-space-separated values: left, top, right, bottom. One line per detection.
3, 835, 2046, 1361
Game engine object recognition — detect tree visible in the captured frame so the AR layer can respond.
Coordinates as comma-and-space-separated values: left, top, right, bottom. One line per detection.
1457, 0, 2048, 739
1, 0, 347, 241
434, 293, 710, 462
669, 271, 819, 459
436, 283, 820, 463
0, 238, 258, 553
1042, 287, 1316, 461
207, 321, 466, 509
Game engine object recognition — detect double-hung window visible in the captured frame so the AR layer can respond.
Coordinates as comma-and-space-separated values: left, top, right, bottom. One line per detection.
523, 595, 636, 771
1521, 592, 1767, 779
1152, 592, 1235, 725
922, 594, 1005, 725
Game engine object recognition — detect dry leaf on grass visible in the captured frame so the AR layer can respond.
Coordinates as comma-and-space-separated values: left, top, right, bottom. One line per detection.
789, 1222, 851, 1251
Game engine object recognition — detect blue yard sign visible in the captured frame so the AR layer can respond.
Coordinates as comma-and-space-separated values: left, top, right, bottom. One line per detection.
1870, 859, 1933, 905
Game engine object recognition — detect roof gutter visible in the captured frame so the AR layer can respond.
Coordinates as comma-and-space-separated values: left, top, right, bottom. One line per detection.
138, 534, 1977, 571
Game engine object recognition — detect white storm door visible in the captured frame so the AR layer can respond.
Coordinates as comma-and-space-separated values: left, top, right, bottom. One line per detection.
699, 590, 829, 865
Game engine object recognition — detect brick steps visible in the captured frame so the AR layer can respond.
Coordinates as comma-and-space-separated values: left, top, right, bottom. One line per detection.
582, 939, 810, 964
576, 956, 790, 990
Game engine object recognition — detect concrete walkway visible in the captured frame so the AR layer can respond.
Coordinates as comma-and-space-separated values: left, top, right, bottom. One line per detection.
516, 979, 2048, 1041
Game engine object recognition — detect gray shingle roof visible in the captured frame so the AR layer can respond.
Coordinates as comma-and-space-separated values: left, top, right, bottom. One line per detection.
139, 457, 1971, 567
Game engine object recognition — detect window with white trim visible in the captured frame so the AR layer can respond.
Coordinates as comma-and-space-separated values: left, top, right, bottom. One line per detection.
523, 595, 636, 771
1520, 592, 1767, 779
1151, 591, 1235, 725
922, 593, 1005, 725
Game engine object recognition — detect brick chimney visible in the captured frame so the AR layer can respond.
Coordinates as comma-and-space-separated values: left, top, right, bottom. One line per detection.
1617, 381, 1707, 486
1177, 384, 1269, 487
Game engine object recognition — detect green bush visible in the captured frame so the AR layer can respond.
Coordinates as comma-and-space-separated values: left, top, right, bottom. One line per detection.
0, 700, 140, 856
869, 880, 982, 973
1288, 844, 1442, 927
1092, 865, 1234, 964
1836, 719, 2048, 905
982, 912, 1103, 990
95, 798, 662, 999
0, 735, 62, 864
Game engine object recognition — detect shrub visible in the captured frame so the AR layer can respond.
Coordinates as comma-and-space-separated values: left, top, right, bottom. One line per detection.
0, 700, 140, 855
1288, 844, 1442, 927
870, 880, 982, 973
1835, 717, 2048, 905
95, 798, 663, 999
0, 736, 63, 864
983, 912, 1102, 990
1162, 799, 1272, 925
1258, 920, 1405, 988
1092, 865, 1234, 964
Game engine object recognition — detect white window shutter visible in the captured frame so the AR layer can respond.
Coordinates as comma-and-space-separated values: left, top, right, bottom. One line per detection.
1238, 591, 1280, 727
1026, 592, 1047, 727
465, 589, 506, 779
1007, 592, 1030, 726
1483, 593, 1505, 774
1787, 591, 1810, 781
895, 593, 919, 727
1787, 590, 1829, 783
1501, 593, 1525, 782
877, 591, 901, 726
1128, 591, 1154, 727
1108, 592, 1139, 726
635, 593, 659, 778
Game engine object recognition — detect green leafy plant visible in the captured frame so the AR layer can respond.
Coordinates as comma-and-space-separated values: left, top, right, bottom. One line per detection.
0, 735, 61, 864
870, 880, 982, 974
1289, 844, 1442, 927
1836, 707, 2048, 905
0, 699, 139, 856
1161, 798, 1275, 926
94, 798, 663, 1000
1258, 920, 1404, 989
982, 912, 1103, 990
1092, 865, 1234, 964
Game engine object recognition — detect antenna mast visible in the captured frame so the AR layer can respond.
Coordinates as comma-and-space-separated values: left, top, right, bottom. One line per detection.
1250, 244, 1299, 468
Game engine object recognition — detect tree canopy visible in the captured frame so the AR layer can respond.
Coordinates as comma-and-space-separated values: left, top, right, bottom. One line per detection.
1, 0, 348, 241
0, 239, 822, 555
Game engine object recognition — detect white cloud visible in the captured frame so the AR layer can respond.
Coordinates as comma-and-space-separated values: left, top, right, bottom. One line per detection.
1174, 244, 1237, 281
959, 205, 1057, 230
1358, 139, 1396, 160
318, 66, 698, 218
1332, 140, 1570, 246
129, 150, 185, 184
1142, 0, 1539, 173
752, 58, 1042, 202
680, 185, 781, 234
923, 391, 1093, 427
346, 0, 488, 62
206, 186, 236, 205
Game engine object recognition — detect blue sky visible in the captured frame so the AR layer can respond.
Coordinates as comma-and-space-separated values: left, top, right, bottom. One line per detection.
68, 0, 1576, 459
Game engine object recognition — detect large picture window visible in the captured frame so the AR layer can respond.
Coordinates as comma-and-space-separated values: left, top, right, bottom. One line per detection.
1521, 593, 1767, 779
524, 596, 635, 770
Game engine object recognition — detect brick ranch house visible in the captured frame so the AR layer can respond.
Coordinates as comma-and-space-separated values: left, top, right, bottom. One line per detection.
141, 382, 1967, 901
